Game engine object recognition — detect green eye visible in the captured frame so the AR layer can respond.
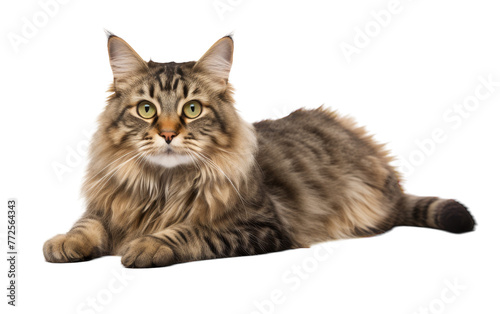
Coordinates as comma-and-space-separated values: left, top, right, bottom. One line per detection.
182, 100, 202, 119
137, 101, 157, 119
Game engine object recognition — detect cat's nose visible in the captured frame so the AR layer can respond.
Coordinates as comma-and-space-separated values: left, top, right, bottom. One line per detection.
159, 130, 177, 144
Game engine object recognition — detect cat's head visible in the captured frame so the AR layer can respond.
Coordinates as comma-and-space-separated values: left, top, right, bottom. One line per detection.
96, 33, 255, 174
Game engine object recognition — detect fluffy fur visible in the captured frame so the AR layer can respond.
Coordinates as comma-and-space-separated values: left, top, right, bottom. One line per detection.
43, 34, 475, 267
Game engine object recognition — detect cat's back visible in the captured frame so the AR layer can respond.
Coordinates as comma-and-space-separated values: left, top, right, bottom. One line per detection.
253, 107, 387, 168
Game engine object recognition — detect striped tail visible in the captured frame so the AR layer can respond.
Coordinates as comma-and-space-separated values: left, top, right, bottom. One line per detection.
398, 194, 476, 233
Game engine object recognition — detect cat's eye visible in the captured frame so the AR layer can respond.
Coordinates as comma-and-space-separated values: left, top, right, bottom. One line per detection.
137, 101, 157, 119
182, 100, 202, 119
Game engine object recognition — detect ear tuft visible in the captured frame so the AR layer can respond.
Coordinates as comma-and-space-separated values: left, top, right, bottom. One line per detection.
103, 29, 116, 39
107, 35, 148, 85
194, 36, 234, 85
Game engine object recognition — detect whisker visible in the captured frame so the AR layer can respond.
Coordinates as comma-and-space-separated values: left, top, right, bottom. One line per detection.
85, 150, 137, 183
87, 151, 143, 196
186, 150, 201, 172
189, 150, 247, 208
107, 151, 151, 197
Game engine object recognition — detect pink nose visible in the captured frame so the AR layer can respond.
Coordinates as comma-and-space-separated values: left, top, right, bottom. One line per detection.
159, 130, 177, 144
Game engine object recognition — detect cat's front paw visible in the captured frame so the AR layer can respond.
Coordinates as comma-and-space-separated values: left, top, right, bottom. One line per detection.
121, 236, 175, 268
43, 234, 95, 263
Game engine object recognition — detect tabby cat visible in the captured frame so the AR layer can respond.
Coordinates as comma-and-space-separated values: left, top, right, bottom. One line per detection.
43, 33, 475, 268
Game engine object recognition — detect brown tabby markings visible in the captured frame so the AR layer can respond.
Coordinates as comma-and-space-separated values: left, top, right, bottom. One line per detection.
43, 34, 475, 267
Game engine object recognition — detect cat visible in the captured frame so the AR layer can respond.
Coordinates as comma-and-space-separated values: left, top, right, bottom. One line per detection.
43, 32, 476, 268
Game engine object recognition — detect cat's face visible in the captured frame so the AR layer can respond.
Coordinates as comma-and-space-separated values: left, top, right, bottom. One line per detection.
102, 34, 244, 169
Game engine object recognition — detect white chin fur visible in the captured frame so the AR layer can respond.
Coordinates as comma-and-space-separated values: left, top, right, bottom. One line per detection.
147, 153, 193, 168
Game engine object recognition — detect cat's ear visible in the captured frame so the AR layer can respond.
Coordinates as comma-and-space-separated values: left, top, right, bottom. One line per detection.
106, 32, 148, 89
194, 36, 234, 86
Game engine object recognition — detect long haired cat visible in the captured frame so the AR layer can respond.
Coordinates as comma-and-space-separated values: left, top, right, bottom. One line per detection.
43, 33, 475, 268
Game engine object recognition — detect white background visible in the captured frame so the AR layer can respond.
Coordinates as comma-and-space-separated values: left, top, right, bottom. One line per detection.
1, 0, 499, 313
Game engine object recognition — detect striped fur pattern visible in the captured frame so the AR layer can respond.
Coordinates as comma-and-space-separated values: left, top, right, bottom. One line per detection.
43, 34, 475, 267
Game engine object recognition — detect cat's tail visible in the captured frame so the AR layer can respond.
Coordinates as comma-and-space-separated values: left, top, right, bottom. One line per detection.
397, 194, 476, 233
